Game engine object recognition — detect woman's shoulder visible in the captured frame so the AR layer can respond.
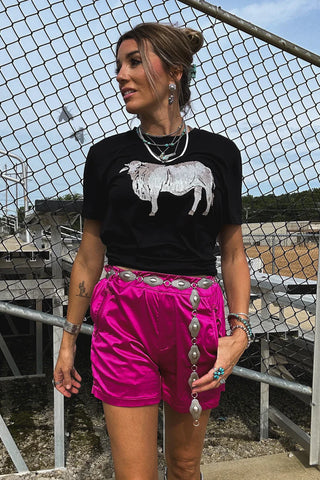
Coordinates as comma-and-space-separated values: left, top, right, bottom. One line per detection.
193, 128, 240, 152
90, 129, 137, 153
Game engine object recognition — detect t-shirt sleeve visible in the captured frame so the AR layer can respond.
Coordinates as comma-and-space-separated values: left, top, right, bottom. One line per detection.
222, 142, 243, 225
81, 146, 104, 220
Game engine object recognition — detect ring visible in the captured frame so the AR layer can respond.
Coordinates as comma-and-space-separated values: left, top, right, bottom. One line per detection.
213, 367, 225, 380
52, 378, 63, 387
219, 378, 226, 384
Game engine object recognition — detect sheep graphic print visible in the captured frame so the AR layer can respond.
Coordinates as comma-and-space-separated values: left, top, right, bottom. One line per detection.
120, 160, 215, 216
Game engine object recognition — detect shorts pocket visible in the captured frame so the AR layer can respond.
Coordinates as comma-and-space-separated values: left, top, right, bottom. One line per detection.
90, 278, 108, 325
199, 295, 224, 356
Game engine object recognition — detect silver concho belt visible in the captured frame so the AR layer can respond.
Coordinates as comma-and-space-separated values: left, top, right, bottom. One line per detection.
106, 268, 214, 290
105, 268, 216, 426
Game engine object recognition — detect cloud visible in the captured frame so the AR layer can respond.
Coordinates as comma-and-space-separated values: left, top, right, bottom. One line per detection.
231, 0, 320, 28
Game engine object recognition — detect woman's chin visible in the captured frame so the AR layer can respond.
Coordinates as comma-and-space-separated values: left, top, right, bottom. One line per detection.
125, 103, 140, 115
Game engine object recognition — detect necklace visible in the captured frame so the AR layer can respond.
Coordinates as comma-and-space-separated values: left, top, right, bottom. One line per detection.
137, 121, 189, 163
140, 120, 183, 138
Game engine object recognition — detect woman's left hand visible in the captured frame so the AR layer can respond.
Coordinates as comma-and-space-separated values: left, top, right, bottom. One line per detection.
191, 333, 247, 393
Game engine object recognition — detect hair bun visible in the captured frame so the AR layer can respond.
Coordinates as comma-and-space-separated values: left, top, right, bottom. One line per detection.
183, 28, 204, 54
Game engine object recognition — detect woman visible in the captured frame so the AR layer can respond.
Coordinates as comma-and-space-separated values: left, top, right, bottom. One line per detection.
53, 22, 251, 480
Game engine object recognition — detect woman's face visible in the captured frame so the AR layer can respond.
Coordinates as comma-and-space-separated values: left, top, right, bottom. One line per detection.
116, 39, 173, 116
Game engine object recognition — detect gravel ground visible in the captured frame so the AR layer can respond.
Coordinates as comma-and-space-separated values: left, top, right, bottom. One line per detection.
0, 333, 311, 479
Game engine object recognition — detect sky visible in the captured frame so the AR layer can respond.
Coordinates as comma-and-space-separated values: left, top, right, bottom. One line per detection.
216, 0, 320, 56
0, 0, 319, 214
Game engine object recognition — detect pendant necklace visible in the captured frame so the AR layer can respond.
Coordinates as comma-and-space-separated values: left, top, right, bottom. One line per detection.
137, 121, 189, 163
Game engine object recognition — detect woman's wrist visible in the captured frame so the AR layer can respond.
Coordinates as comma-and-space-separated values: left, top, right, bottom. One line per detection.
63, 319, 82, 335
227, 312, 254, 349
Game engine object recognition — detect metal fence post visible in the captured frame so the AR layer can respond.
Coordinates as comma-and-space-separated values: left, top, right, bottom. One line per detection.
51, 222, 65, 468
260, 336, 270, 440
310, 239, 320, 465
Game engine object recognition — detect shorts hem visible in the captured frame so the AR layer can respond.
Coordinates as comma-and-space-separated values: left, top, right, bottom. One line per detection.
163, 394, 222, 413
92, 386, 161, 407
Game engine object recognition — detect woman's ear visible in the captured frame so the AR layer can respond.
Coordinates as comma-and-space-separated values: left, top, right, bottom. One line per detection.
170, 66, 183, 83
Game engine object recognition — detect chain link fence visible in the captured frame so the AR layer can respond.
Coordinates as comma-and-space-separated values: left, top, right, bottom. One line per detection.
0, 0, 319, 469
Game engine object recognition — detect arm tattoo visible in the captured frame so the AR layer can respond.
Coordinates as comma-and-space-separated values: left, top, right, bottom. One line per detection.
76, 280, 90, 298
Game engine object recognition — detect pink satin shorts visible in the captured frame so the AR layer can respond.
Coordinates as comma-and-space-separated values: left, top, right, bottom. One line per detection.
90, 265, 226, 413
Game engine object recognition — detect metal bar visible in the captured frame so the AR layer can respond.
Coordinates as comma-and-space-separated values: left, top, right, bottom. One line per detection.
260, 337, 269, 440
0, 300, 312, 394
310, 240, 320, 465
0, 414, 29, 473
53, 324, 64, 468
0, 374, 45, 382
36, 300, 43, 374
233, 366, 312, 396
0, 301, 93, 336
0, 333, 22, 377
269, 406, 311, 451
178, 0, 320, 68
5, 314, 19, 335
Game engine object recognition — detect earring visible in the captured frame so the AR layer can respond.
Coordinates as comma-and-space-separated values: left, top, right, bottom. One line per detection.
168, 83, 176, 105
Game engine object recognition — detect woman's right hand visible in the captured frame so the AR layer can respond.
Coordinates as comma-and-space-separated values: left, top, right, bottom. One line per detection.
53, 344, 82, 397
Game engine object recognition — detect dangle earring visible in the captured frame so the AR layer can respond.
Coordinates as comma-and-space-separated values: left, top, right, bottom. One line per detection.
168, 83, 176, 105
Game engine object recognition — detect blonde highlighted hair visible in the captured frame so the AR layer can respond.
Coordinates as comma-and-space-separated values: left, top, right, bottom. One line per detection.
116, 23, 204, 111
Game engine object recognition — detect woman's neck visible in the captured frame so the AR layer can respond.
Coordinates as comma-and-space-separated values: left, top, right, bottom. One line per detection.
139, 110, 183, 136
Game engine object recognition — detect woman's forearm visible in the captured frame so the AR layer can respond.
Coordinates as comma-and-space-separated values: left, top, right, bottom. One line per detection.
60, 251, 104, 347
221, 254, 250, 314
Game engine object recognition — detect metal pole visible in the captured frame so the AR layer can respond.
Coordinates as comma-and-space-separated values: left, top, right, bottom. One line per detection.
0, 301, 93, 335
0, 415, 29, 473
0, 149, 30, 237
178, 0, 320, 68
310, 239, 320, 465
0, 299, 312, 395
233, 365, 312, 396
260, 337, 270, 440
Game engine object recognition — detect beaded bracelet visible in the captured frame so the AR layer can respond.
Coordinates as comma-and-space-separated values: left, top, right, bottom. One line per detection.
228, 313, 254, 341
230, 324, 253, 349
63, 319, 81, 335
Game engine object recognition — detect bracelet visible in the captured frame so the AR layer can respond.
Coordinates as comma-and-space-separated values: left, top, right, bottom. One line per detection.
230, 324, 253, 349
63, 319, 81, 335
228, 313, 249, 320
228, 313, 254, 341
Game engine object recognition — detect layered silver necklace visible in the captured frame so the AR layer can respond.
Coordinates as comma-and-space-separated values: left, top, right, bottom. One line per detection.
137, 120, 189, 163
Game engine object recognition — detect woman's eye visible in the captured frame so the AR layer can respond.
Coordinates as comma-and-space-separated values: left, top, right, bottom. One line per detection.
131, 58, 142, 67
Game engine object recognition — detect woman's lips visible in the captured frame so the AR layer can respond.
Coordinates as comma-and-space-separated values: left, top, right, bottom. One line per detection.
122, 89, 136, 100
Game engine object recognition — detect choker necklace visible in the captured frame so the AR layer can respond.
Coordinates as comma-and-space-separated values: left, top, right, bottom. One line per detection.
140, 120, 183, 138
137, 121, 189, 163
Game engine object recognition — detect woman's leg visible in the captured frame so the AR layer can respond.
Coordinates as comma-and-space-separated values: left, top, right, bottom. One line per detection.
103, 403, 159, 480
163, 402, 210, 480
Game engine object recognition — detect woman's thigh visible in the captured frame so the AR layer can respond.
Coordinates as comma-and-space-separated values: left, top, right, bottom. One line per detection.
103, 403, 159, 480
164, 402, 210, 479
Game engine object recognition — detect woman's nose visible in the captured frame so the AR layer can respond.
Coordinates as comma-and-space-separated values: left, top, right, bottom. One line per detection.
116, 65, 128, 83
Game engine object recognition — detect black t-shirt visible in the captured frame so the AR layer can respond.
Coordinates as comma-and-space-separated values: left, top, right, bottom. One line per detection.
82, 128, 242, 275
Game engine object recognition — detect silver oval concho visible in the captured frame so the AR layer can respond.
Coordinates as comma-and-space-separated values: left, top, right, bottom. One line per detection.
189, 289, 200, 309
188, 371, 199, 388
171, 279, 191, 290
143, 276, 164, 286
119, 270, 137, 282
188, 316, 200, 337
188, 344, 200, 365
197, 278, 214, 289
190, 398, 202, 423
